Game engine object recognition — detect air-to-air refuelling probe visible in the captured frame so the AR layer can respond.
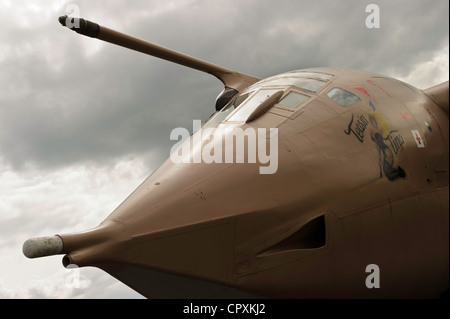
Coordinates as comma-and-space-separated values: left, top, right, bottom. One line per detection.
23, 16, 448, 298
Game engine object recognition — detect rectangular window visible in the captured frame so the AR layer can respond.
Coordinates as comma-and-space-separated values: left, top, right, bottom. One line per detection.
291, 71, 333, 81
278, 92, 310, 108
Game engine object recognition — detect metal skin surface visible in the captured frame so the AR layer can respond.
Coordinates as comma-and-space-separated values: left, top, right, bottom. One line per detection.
23, 17, 449, 299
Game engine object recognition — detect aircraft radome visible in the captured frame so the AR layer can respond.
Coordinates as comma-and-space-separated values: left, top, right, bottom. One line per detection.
23, 16, 448, 299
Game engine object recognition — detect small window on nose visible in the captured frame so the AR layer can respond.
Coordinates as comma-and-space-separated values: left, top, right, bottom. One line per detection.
327, 88, 361, 106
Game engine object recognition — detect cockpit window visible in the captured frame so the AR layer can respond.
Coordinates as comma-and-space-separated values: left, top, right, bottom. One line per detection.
248, 77, 326, 93
244, 71, 332, 94
278, 92, 309, 108
231, 92, 252, 108
287, 71, 334, 81
327, 88, 361, 106
287, 78, 326, 92
227, 89, 280, 122
204, 71, 333, 126
203, 92, 252, 127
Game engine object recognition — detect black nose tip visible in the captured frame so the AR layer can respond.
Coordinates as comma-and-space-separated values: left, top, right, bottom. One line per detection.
58, 15, 68, 26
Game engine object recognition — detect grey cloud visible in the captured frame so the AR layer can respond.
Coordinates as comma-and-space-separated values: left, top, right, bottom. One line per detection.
0, 0, 448, 171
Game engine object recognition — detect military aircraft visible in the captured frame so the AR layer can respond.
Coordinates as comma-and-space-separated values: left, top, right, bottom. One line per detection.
23, 16, 448, 298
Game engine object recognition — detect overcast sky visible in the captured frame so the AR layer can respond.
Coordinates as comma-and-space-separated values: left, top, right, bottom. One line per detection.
0, 0, 448, 299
